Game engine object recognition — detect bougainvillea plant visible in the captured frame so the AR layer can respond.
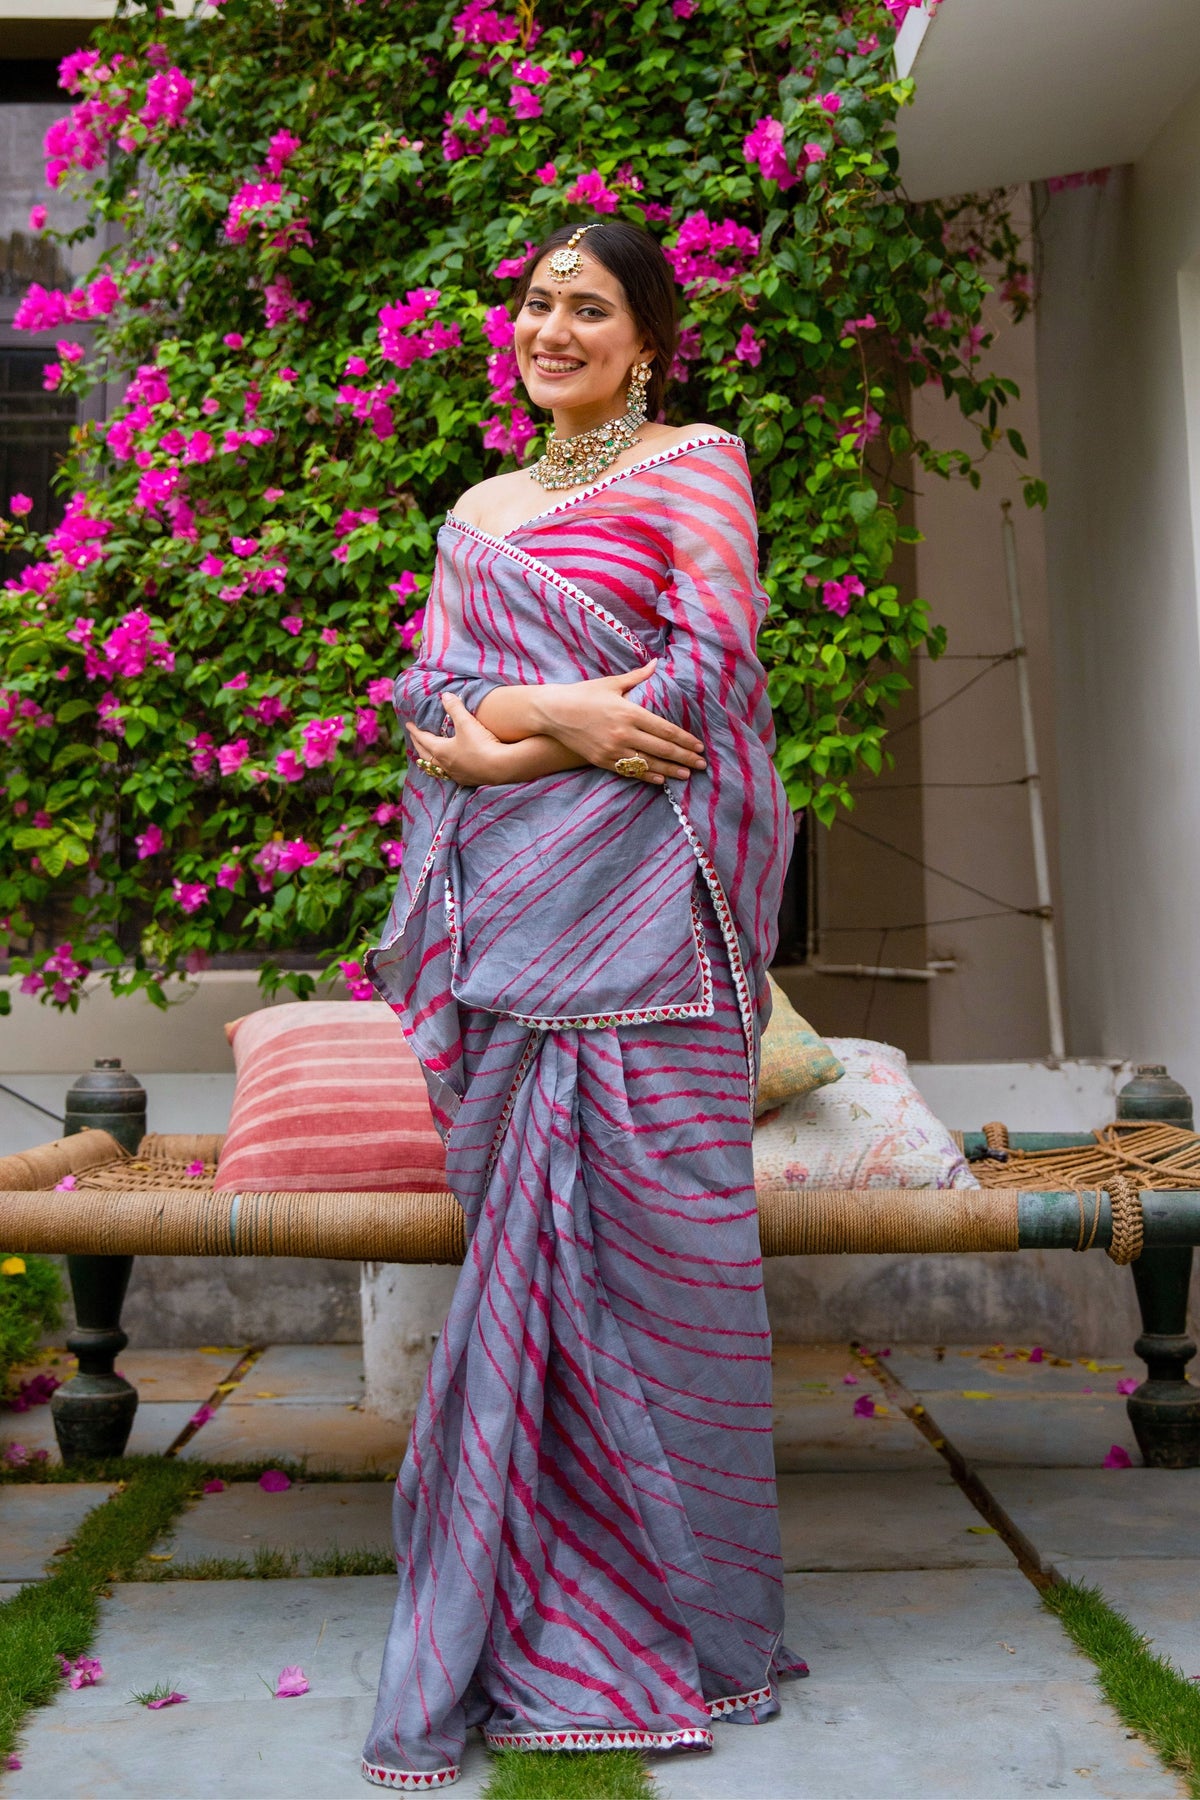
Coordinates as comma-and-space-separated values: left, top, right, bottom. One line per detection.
0, 0, 1041, 1010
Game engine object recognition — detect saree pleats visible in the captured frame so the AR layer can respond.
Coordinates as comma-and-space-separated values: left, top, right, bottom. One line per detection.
363, 895, 793, 1785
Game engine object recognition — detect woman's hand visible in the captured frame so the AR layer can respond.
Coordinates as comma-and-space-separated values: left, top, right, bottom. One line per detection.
405, 693, 589, 787
486, 661, 707, 785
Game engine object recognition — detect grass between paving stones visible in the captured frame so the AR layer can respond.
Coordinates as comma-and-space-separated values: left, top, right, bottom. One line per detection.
129, 1545, 396, 1580
482, 1749, 656, 1800
0, 1452, 397, 1766
1045, 1579, 1200, 1797
0, 1456, 194, 1763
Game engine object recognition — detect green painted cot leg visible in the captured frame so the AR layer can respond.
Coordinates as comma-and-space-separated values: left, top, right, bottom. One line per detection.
49, 1060, 145, 1464
1117, 1066, 1200, 1468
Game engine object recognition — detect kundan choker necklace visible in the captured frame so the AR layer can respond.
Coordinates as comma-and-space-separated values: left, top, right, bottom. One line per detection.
528, 359, 652, 491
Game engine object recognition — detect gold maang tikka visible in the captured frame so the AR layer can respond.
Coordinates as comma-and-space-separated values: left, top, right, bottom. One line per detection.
528, 225, 654, 491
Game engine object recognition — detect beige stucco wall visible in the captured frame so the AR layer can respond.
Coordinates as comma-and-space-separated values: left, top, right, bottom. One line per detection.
907, 189, 1064, 1063
1035, 80, 1200, 1093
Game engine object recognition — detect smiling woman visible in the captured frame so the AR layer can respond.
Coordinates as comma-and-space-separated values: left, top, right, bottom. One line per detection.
362, 217, 807, 1792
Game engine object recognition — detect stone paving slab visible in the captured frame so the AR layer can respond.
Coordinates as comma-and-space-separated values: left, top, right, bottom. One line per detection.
889, 1343, 1137, 1397
1053, 1558, 1200, 1681
777, 1471, 1012, 1571
0, 1484, 115, 1581
229, 1344, 366, 1404
7, 1568, 1183, 1800
2, 1577, 492, 1799
119, 1347, 246, 1401
0, 1401, 197, 1464
984, 1468, 1200, 1570
915, 1394, 1140, 1468
772, 1344, 940, 1471
182, 1402, 403, 1474
156, 1480, 393, 1564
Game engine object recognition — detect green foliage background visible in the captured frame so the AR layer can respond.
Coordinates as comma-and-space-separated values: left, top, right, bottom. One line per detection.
0, 0, 1039, 1006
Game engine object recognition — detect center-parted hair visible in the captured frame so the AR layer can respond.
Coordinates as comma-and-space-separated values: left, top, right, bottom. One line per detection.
508, 219, 679, 420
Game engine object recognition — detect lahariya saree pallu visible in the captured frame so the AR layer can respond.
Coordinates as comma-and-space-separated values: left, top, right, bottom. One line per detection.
361, 430, 805, 1790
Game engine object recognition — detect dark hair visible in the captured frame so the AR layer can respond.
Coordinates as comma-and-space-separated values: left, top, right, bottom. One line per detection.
508, 219, 678, 419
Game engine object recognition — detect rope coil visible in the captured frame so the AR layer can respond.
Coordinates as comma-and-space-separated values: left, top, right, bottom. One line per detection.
1106, 1172, 1144, 1265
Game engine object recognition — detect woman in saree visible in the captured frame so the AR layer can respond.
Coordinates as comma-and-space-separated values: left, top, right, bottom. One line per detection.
361, 216, 804, 1791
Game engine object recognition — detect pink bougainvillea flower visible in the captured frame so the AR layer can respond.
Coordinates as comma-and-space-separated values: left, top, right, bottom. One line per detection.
222, 670, 248, 689
223, 331, 243, 349
733, 324, 762, 367
300, 715, 344, 768
189, 1403, 215, 1427
230, 536, 258, 557
1116, 1378, 1139, 1395
742, 117, 798, 191
817, 91, 842, 114
380, 838, 404, 869
366, 677, 394, 705
259, 1469, 291, 1492
217, 738, 249, 776
844, 312, 877, 337
216, 861, 240, 889
55, 1174, 78, 1191
821, 574, 865, 617
274, 1666, 310, 1698
340, 959, 375, 1001
510, 85, 542, 121
852, 1394, 876, 1418
203, 1477, 225, 1493
803, 143, 827, 165
29, 205, 47, 232
390, 571, 419, 602
534, 161, 557, 184
6, 1754, 21, 1770
66, 1656, 103, 1689
9, 494, 33, 516
173, 880, 209, 914
280, 615, 303, 635
146, 1691, 189, 1708
275, 750, 305, 782
135, 824, 164, 859
1102, 1445, 1133, 1469
564, 169, 620, 213
492, 241, 536, 279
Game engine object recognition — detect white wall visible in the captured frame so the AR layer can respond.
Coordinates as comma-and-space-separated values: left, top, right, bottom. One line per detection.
1035, 77, 1200, 1094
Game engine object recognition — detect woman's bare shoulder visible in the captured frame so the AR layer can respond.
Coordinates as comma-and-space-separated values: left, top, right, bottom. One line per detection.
450, 469, 533, 528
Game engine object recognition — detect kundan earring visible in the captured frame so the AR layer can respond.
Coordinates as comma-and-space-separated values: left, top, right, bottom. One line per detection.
626, 360, 651, 423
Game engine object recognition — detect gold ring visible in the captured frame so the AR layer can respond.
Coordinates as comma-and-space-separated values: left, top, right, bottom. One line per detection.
416, 756, 447, 779
614, 754, 650, 779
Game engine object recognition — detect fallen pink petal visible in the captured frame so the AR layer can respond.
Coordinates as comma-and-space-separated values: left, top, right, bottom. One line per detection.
1029, 1346, 1044, 1363
1116, 1378, 1139, 1395
146, 1691, 189, 1709
852, 1394, 876, 1418
258, 1469, 291, 1492
67, 1655, 103, 1689
1102, 1445, 1133, 1469
842, 1374, 859, 1386
6, 1755, 21, 1771
202, 1477, 226, 1493
274, 1665, 310, 1697
189, 1405, 215, 1427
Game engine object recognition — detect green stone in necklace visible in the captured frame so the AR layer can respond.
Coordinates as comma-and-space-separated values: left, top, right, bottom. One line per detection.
529, 405, 645, 492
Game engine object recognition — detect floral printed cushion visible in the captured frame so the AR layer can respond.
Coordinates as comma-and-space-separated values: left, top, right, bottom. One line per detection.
756, 974, 845, 1118
752, 1035, 977, 1190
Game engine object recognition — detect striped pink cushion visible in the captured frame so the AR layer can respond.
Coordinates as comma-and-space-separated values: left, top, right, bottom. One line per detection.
213, 1001, 448, 1193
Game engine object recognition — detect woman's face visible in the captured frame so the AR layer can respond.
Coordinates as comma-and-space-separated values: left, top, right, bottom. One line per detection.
513, 249, 653, 431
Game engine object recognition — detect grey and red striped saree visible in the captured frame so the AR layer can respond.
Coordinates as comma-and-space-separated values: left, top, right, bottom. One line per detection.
362, 432, 804, 1790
